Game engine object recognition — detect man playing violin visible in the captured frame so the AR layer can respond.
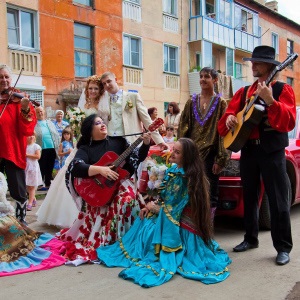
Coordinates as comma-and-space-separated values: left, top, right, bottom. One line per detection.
0, 64, 37, 224
218, 46, 296, 266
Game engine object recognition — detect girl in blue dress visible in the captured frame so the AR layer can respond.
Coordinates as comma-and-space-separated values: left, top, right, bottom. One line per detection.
96, 138, 231, 287
58, 126, 74, 168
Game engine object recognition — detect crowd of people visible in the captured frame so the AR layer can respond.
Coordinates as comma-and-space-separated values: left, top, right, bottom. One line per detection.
0, 45, 295, 284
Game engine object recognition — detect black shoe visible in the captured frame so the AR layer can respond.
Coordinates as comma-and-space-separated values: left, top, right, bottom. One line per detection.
276, 252, 290, 265
233, 240, 259, 252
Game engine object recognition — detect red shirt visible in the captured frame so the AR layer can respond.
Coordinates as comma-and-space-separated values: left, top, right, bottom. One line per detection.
0, 101, 37, 169
218, 80, 296, 138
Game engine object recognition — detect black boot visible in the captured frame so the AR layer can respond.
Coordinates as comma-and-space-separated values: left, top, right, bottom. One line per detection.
16, 200, 28, 226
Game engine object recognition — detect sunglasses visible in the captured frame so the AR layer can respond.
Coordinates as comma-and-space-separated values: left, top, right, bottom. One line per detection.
94, 120, 105, 126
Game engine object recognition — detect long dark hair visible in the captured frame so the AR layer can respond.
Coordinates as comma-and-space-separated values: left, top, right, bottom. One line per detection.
76, 114, 98, 148
179, 138, 212, 245
167, 102, 180, 115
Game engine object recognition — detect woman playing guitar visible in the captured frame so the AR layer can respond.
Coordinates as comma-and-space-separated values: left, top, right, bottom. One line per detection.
58, 113, 152, 265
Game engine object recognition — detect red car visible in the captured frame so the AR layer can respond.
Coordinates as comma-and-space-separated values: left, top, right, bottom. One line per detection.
218, 107, 300, 229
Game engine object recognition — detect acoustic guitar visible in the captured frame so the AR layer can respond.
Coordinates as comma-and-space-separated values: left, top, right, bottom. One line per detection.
74, 118, 164, 207
224, 53, 298, 152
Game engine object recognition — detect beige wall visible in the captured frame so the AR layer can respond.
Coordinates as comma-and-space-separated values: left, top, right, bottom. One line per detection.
123, 0, 190, 117
0, 0, 39, 66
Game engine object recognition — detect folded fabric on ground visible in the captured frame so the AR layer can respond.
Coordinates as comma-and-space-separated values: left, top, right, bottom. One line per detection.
0, 215, 66, 277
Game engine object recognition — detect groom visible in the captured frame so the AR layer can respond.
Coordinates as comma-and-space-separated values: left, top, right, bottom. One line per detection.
100, 72, 168, 149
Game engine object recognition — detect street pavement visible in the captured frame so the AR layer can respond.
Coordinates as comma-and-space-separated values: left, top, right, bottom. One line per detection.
2, 193, 300, 300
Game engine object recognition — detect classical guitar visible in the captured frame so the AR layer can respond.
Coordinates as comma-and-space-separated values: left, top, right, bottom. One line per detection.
224, 53, 298, 152
74, 118, 164, 207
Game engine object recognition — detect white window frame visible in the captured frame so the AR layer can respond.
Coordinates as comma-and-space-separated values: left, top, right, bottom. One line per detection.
272, 32, 279, 54
123, 34, 142, 68
163, 0, 178, 17
163, 44, 179, 74
7, 5, 39, 51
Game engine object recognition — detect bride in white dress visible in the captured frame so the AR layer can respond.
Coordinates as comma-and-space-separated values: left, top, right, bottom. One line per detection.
37, 76, 110, 228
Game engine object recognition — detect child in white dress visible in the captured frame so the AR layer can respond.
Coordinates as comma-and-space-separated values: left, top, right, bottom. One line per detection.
25, 135, 43, 211
163, 126, 176, 143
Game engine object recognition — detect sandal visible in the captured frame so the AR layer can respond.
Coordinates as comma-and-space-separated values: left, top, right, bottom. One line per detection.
32, 199, 37, 207
27, 205, 32, 211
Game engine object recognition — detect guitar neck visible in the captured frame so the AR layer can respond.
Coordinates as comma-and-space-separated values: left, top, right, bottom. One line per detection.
112, 137, 143, 167
245, 67, 278, 112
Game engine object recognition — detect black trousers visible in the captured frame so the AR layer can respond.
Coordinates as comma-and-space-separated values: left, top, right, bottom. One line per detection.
38, 148, 56, 187
240, 144, 293, 253
0, 158, 27, 203
204, 151, 220, 208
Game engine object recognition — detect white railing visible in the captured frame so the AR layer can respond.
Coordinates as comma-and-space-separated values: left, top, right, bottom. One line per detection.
123, 1, 141, 22
163, 14, 178, 33
124, 67, 142, 85
165, 74, 179, 89
234, 29, 260, 52
8, 49, 40, 75
189, 16, 235, 49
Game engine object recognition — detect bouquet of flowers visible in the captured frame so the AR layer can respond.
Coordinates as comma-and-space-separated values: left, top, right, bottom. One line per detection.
139, 151, 172, 198
65, 107, 86, 139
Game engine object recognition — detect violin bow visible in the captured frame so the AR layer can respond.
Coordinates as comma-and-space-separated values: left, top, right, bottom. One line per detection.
0, 68, 24, 119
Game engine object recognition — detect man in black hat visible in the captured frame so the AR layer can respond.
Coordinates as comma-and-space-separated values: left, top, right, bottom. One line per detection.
218, 45, 296, 265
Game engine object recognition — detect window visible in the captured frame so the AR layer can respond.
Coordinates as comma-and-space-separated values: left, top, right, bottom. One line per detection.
164, 44, 179, 74
235, 63, 242, 79
7, 7, 38, 50
287, 77, 294, 87
74, 23, 93, 77
206, 0, 215, 14
219, 0, 231, 26
272, 33, 279, 54
196, 52, 201, 68
123, 34, 142, 68
190, 0, 201, 16
163, 0, 177, 16
73, 0, 92, 5
234, 4, 259, 35
287, 39, 294, 55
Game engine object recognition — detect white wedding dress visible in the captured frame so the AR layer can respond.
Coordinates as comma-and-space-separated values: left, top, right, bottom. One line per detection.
36, 92, 110, 228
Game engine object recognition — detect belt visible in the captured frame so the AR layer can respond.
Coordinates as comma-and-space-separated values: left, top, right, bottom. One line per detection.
246, 139, 260, 145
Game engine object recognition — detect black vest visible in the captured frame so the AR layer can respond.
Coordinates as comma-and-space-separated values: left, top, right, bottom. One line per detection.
243, 81, 288, 153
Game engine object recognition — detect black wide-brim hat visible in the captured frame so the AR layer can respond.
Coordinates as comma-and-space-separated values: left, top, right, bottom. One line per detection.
243, 45, 280, 65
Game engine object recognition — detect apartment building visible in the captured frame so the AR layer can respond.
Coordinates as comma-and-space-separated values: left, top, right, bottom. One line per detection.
0, 0, 299, 115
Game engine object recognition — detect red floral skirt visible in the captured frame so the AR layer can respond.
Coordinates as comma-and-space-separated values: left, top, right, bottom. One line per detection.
58, 180, 142, 265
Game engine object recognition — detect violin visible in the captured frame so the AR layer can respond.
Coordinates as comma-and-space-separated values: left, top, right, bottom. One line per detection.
0, 87, 40, 107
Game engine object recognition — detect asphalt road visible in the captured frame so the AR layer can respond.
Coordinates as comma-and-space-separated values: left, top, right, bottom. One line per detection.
2, 195, 300, 300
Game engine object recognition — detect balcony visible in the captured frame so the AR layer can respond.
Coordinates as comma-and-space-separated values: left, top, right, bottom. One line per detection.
124, 67, 142, 85
188, 71, 250, 97
163, 13, 178, 33
123, 1, 141, 22
189, 16, 234, 49
234, 29, 260, 53
8, 49, 40, 75
165, 74, 179, 89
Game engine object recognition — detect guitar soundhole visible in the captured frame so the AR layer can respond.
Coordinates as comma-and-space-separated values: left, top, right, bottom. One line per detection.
105, 179, 115, 187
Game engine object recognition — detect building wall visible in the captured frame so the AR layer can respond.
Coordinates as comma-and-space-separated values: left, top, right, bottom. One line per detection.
238, 0, 300, 104
39, 0, 123, 109
123, 0, 190, 117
